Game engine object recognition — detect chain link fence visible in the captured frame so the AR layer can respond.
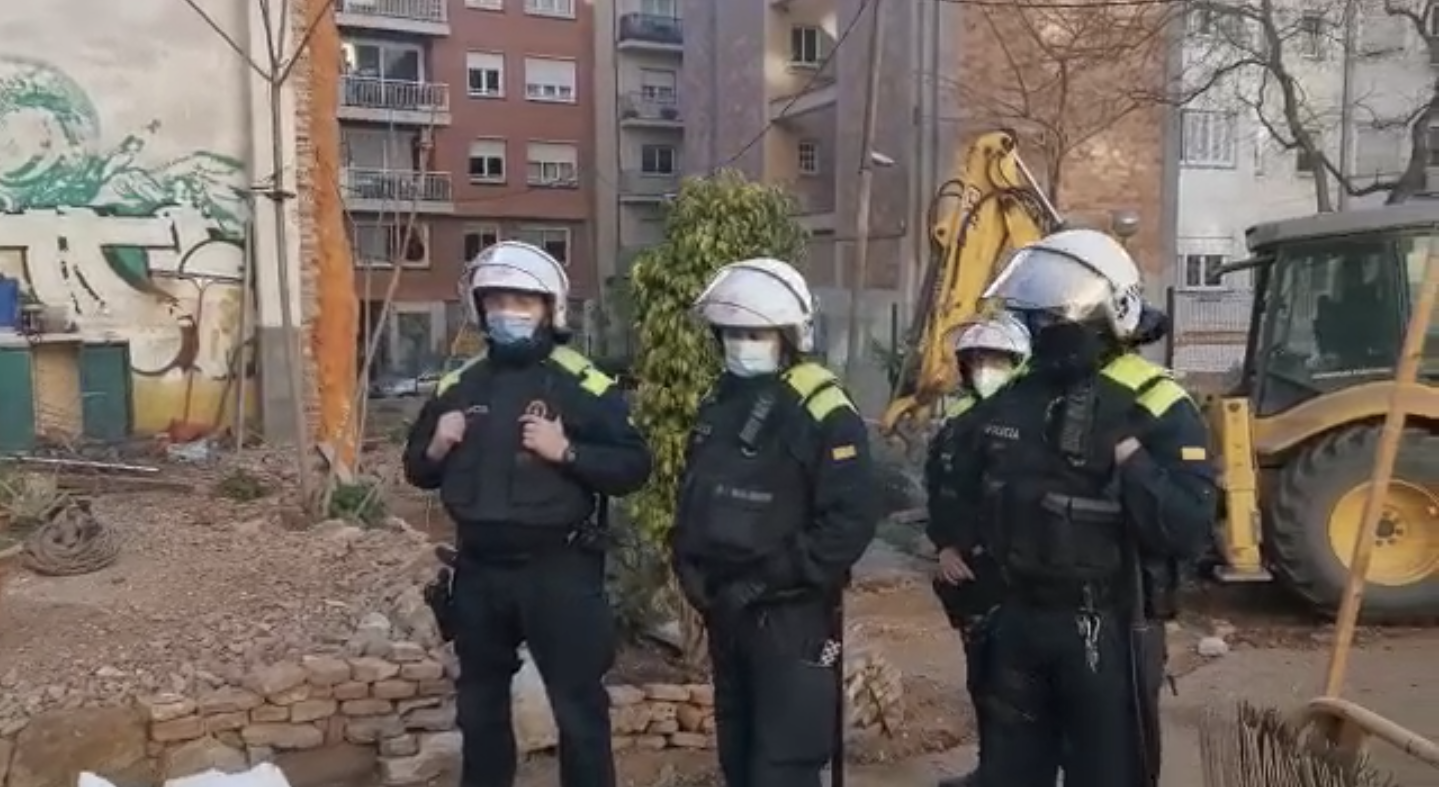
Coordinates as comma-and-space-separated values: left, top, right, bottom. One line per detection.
1164, 286, 1252, 392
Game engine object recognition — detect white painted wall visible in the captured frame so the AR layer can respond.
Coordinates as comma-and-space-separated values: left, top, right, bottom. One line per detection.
0, 0, 302, 433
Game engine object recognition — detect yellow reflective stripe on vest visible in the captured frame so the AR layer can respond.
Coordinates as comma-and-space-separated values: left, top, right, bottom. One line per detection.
943, 395, 976, 421
1099, 353, 1189, 418
435, 354, 487, 397
782, 362, 855, 422
433, 346, 615, 398
548, 345, 616, 397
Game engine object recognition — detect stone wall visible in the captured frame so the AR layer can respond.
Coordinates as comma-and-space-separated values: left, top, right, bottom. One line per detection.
0, 646, 718, 787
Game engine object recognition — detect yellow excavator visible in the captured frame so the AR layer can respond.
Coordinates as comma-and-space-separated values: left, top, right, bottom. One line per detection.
887, 129, 1439, 621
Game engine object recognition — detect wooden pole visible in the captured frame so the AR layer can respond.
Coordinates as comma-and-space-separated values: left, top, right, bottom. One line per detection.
1322, 237, 1439, 697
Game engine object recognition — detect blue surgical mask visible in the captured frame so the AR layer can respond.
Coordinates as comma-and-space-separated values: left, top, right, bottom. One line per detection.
723, 338, 780, 377
487, 311, 539, 345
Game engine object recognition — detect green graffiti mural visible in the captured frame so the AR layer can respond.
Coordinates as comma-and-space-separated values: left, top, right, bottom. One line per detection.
0, 56, 248, 232
0, 55, 255, 434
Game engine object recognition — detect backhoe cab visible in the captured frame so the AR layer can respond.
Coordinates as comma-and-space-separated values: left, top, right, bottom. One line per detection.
1211, 203, 1439, 620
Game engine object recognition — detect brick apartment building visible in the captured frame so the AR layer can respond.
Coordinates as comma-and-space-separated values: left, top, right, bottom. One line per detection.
337, 0, 596, 376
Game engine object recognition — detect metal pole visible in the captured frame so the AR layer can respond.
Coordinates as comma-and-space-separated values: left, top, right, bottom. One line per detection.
1322, 236, 1439, 697
1337, 0, 1356, 211
267, 79, 315, 510
843, 0, 884, 383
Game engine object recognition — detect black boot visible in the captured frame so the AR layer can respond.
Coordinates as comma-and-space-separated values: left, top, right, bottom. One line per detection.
937, 771, 978, 787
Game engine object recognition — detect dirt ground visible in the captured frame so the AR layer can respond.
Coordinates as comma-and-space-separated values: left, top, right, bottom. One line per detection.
506, 576, 1439, 787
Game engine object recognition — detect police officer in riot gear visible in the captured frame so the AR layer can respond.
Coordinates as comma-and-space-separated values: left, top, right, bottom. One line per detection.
403, 241, 653, 787
926, 313, 1031, 787
942, 230, 1217, 787
670, 258, 880, 787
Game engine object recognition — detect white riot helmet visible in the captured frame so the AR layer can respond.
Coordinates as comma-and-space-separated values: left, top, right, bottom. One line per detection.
956, 312, 1031, 360
983, 229, 1143, 339
459, 240, 570, 330
693, 257, 817, 352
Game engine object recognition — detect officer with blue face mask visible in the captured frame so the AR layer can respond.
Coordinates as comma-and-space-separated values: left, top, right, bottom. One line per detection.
403, 241, 652, 787
671, 258, 879, 787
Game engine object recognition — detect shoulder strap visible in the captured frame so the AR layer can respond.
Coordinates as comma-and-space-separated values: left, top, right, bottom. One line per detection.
435, 352, 488, 397
782, 362, 856, 422
548, 345, 617, 397
1100, 353, 1189, 418
943, 394, 977, 421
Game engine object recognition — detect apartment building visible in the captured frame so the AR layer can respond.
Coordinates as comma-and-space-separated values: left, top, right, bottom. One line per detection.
594, 0, 686, 287
1172, 5, 1433, 373
338, 0, 595, 375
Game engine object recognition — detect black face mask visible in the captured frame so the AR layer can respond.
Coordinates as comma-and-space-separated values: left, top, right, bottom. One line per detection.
1031, 321, 1112, 382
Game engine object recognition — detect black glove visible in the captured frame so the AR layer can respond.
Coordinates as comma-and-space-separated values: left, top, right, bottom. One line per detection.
711, 578, 766, 628
675, 559, 712, 614
424, 566, 456, 642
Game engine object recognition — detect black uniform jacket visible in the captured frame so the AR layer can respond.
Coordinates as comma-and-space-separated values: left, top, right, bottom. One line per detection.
930, 362, 1219, 564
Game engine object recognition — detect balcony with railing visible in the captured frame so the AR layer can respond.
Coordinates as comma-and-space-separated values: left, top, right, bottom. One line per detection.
340, 77, 452, 125
335, 0, 449, 35
342, 168, 454, 214
618, 13, 683, 50
619, 170, 680, 202
619, 92, 682, 128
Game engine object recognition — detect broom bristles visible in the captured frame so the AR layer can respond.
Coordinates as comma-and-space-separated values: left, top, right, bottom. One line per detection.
1199, 701, 1398, 787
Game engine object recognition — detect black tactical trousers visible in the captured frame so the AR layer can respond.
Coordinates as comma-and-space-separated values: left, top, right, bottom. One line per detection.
977, 600, 1162, 787
452, 548, 615, 787
706, 597, 841, 787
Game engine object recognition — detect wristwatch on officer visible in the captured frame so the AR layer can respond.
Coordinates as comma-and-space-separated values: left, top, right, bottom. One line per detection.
561, 444, 578, 465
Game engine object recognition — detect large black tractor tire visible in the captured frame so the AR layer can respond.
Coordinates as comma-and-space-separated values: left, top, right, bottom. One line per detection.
1266, 426, 1439, 622
1266, 425, 1439, 621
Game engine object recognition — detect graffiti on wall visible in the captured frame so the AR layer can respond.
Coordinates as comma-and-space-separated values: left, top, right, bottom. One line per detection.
0, 56, 250, 435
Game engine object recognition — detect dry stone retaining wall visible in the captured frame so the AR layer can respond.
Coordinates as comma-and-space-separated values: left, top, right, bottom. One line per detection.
0, 645, 717, 787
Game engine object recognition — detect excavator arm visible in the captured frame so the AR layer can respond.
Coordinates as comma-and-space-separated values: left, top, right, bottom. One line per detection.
880, 130, 1060, 444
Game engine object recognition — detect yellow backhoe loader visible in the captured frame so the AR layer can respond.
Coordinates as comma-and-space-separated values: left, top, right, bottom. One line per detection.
887, 130, 1439, 620
1210, 205, 1439, 620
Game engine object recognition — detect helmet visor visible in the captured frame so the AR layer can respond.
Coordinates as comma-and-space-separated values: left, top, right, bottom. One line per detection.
981, 246, 1113, 323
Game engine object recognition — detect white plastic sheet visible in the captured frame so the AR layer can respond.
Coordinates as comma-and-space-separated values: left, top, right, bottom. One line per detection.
79, 763, 294, 787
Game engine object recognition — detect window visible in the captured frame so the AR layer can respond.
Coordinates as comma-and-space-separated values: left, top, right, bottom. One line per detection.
641, 0, 677, 15
466, 52, 503, 98
524, 57, 577, 102
468, 139, 506, 183
353, 224, 429, 267
342, 41, 423, 82
527, 141, 579, 185
1180, 110, 1237, 168
465, 0, 502, 7
1187, 7, 1245, 40
639, 69, 678, 103
1299, 12, 1325, 59
640, 144, 676, 174
798, 139, 820, 175
1181, 253, 1226, 290
513, 226, 571, 265
790, 26, 825, 66
525, 0, 574, 18
463, 224, 501, 261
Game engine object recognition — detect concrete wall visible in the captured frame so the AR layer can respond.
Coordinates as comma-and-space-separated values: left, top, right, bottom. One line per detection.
0, 0, 293, 437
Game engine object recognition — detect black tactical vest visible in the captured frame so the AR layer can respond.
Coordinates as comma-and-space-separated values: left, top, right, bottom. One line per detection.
433, 346, 615, 530
978, 354, 1189, 601
675, 363, 854, 570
